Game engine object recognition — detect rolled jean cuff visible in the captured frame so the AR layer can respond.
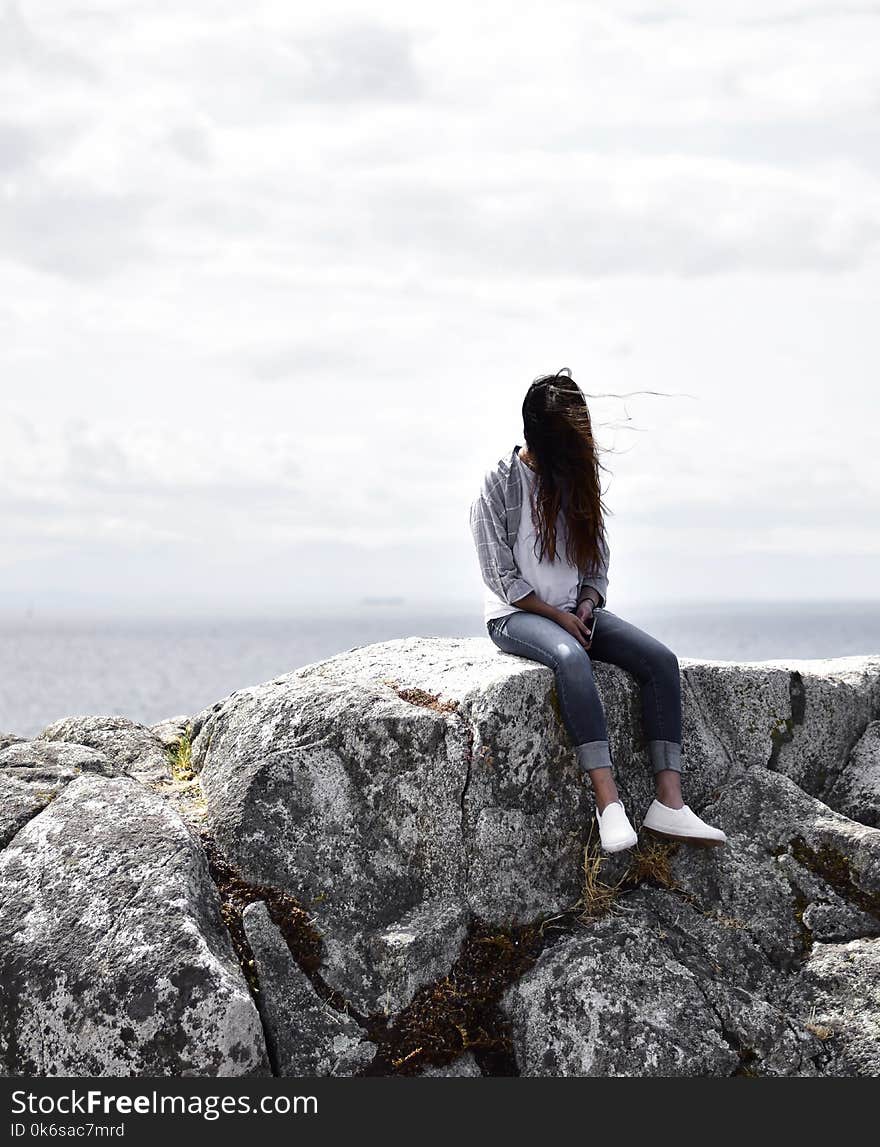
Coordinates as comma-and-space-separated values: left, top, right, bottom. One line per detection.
648, 740, 682, 775
575, 740, 613, 773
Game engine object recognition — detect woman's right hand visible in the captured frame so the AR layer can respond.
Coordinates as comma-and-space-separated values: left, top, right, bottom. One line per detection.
553, 607, 594, 651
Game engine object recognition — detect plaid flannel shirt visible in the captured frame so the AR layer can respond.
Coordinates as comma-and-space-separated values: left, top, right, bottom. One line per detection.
468, 444, 610, 609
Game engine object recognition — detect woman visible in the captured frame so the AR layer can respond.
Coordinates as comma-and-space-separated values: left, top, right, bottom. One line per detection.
469, 369, 726, 854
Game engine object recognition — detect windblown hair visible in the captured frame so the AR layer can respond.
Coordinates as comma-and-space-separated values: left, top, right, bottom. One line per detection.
521, 368, 610, 574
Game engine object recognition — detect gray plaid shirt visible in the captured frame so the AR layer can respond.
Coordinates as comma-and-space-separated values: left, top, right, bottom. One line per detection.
469, 444, 610, 610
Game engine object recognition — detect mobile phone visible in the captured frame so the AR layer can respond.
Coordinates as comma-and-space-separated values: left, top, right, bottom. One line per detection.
587, 606, 602, 641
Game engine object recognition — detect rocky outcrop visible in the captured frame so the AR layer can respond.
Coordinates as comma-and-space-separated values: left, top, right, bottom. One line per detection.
1, 642, 878, 1077
37, 715, 171, 782
190, 639, 593, 1014
0, 773, 269, 1076
190, 644, 880, 1013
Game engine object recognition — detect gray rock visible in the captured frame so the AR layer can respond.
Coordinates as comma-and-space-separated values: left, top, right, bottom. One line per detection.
501, 887, 819, 1077
664, 765, 880, 971
193, 642, 880, 1020
0, 734, 24, 751
825, 720, 880, 828
0, 739, 117, 774
783, 937, 880, 1076
487, 756, 878, 1079
8, 645, 871, 1078
0, 771, 61, 848
682, 656, 880, 802
0, 742, 120, 848
0, 772, 270, 1077
194, 637, 599, 1013
242, 900, 376, 1076
150, 715, 191, 752
627, 888, 820, 1075
419, 1052, 482, 1077
190, 700, 232, 772
502, 906, 739, 1076
37, 715, 171, 782
365, 898, 469, 1018
770, 657, 880, 800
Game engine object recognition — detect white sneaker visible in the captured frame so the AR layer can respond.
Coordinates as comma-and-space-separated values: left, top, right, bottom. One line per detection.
596, 800, 639, 853
642, 800, 727, 847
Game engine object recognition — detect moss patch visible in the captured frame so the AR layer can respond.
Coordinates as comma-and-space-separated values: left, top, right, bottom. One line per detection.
768, 716, 795, 768
380, 679, 460, 714
790, 836, 880, 919
791, 888, 815, 957
360, 917, 548, 1076
767, 671, 807, 771
622, 833, 679, 891
199, 831, 342, 1003
166, 723, 195, 782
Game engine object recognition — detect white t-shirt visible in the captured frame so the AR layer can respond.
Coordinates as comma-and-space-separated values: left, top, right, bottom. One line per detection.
483, 451, 581, 624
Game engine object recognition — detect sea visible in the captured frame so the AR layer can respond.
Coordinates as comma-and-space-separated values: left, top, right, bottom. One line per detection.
2, 599, 879, 740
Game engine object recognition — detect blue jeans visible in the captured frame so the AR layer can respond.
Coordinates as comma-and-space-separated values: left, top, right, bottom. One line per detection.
486, 608, 683, 776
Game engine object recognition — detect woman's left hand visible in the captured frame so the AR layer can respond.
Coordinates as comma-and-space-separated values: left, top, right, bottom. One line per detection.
573, 599, 597, 646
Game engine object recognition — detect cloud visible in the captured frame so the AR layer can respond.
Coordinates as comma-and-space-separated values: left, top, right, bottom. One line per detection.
164, 123, 214, 167
0, 182, 155, 280
278, 21, 423, 103
0, 119, 33, 173
0, 0, 102, 84
734, 3, 880, 28
131, 16, 423, 119
247, 342, 364, 381
354, 153, 880, 276
1, 0, 880, 612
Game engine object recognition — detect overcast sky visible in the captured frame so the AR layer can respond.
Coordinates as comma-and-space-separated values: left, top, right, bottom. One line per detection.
2, 0, 879, 619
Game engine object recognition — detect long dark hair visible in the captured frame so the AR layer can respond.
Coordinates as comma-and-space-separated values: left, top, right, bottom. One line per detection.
521, 368, 610, 574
